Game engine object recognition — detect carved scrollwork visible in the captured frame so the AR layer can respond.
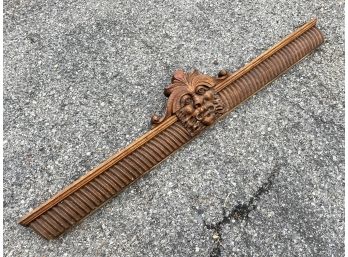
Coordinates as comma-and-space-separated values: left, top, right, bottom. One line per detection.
152, 70, 226, 135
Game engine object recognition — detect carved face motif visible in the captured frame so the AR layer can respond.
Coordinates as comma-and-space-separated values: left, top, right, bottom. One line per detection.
177, 85, 225, 134
151, 70, 226, 135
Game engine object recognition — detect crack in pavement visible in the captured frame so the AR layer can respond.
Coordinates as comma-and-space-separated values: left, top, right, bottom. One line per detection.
283, 98, 344, 131
204, 164, 281, 257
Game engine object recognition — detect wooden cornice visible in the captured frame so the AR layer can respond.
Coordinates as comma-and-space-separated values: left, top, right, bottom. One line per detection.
18, 19, 324, 239
214, 19, 319, 92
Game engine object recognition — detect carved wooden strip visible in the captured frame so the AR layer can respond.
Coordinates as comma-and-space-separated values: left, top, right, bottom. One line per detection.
46, 209, 70, 229
24, 122, 191, 238
104, 172, 125, 190
219, 27, 323, 111
29, 220, 53, 240
214, 18, 319, 92
19, 20, 324, 239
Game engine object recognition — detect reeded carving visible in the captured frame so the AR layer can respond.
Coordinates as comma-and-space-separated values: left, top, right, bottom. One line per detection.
151, 70, 226, 135
18, 19, 324, 240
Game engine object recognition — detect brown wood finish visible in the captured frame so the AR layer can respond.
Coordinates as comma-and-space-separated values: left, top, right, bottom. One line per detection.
18, 19, 324, 239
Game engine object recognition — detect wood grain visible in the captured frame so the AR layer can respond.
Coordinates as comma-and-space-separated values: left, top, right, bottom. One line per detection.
19, 19, 324, 239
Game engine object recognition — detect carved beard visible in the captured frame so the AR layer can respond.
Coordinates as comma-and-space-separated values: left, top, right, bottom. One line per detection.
176, 91, 225, 135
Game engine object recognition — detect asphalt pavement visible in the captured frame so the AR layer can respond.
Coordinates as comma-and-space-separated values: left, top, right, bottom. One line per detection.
4, 0, 344, 256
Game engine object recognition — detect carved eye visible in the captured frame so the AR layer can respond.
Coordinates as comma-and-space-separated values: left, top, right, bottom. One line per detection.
196, 85, 208, 95
181, 95, 193, 106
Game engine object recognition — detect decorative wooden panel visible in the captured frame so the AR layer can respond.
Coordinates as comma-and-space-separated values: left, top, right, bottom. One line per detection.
19, 19, 324, 239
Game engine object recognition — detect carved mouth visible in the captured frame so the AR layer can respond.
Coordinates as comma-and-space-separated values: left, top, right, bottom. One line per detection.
196, 105, 215, 121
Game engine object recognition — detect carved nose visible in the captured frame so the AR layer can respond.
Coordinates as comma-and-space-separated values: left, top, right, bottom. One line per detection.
193, 95, 203, 108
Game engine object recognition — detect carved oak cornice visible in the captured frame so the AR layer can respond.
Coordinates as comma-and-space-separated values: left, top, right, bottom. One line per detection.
18, 19, 324, 239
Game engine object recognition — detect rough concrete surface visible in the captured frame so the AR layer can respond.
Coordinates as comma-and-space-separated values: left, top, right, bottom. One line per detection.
4, 0, 344, 256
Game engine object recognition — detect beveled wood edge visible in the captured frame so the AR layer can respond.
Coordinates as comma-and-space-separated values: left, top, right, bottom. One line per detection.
18, 18, 321, 226
19, 116, 178, 225
215, 18, 318, 92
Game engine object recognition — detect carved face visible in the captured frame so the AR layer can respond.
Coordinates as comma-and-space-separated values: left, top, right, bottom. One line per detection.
151, 70, 226, 135
177, 85, 225, 134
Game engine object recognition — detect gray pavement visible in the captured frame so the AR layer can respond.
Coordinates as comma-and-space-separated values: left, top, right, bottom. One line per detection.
4, 0, 344, 256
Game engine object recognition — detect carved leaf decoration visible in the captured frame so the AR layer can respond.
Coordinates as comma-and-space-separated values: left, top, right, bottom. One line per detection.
151, 69, 217, 126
